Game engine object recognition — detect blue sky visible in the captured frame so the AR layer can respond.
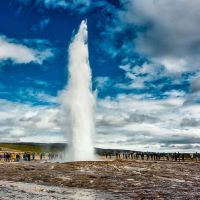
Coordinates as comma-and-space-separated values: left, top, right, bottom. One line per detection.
0, 0, 200, 152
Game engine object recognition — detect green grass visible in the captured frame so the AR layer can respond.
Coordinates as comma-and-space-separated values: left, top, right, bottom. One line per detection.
0, 143, 66, 153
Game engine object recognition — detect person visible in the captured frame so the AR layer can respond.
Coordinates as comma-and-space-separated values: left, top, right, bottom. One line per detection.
40, 153, 43, 160
43, 152, 46, 160
195, 152, 198, 161
23, 153, 26, 161
27, 153, 31, 161
118, 153, 121, 159
147, 153, 149, 160
115, 153, 118, 159
166, 153, 169, 161
125, 152, 128, 159
158, 153, 161, 160
174, 152, 177, 161
32, 152, 35, 160
177, 152, 180, 161
131, 152, 133, 159
16, 154, 20, 162
153, 153, 156, 160
8, 153, 11, 162
141, 152, 144, 160
181, 153, 185, 161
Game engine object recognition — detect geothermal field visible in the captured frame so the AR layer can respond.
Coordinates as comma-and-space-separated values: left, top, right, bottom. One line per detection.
0, 159, 200, 199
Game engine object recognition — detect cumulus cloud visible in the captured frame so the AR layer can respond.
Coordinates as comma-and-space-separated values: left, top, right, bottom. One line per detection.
17, 0, 91, 12
180, 118, 200, 127
116, 62, 166, 90
0, 91, 200, 152
184, 74, 200, 105
120, 0, 200, 73
17, 88, 58, 104
190, 75, 200, 94
0, 35, 53, 64
95, 93, 200, 152
94, 76, 114, 95
0, 99, 64, 143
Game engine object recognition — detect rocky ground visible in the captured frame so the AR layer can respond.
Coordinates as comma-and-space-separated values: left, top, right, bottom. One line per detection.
0, 160, 200, 199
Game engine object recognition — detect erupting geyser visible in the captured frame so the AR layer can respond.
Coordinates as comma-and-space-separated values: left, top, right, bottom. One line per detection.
62, 20, 96, 161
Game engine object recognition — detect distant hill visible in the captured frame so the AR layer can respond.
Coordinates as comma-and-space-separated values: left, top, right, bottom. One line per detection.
0, 143, 66, 153
0, 142, 136, 154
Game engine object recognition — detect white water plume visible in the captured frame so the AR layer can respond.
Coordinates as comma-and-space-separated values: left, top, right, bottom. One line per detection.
61, 20, 96, 161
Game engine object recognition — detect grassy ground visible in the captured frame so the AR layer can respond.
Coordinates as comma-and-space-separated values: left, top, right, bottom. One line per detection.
0, 143, 66, 153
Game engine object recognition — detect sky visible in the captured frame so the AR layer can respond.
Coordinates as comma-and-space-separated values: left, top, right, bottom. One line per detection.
0, 0, 200, 152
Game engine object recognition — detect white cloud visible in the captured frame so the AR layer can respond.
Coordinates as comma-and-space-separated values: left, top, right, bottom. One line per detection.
164, 90, 186, 98
182, 73, 200, 105
0, 92, 200, 152
95, 93, 200, 152
36, 0, 91, 12
117, 62, 165, 90
0, 99, 64, 143
0, 35, 53, 64
190, 75, 200, 94
120, 0, 200, 73
115, 82, 144, 90
18, 88, 58, 104
94, 76, 111, 90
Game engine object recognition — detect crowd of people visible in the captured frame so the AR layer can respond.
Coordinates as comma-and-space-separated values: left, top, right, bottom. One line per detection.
0, 152, 62, 162
105, 151, 200, 161
1, 151, 200, 162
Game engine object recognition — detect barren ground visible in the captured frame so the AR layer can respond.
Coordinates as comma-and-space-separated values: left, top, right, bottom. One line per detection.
0, 160, 200, 199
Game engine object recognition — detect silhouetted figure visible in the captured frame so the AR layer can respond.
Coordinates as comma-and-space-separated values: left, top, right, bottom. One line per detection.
166, 153, 169, 161
115, 153, 118, 159
195, 152, 198, 161
123, 153, 125, 159
147, 153, 149, 160
27, 153, 31, 161
181, 153, 185, 161
109, 153, 112, 159
174, 152, 177, 161
131, 153, 133, 159
23, 152, 27, 161
16, 154, 20, 162
32, 152, 35, 160
177, 152, 180, 161
141, 152, 144, 160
